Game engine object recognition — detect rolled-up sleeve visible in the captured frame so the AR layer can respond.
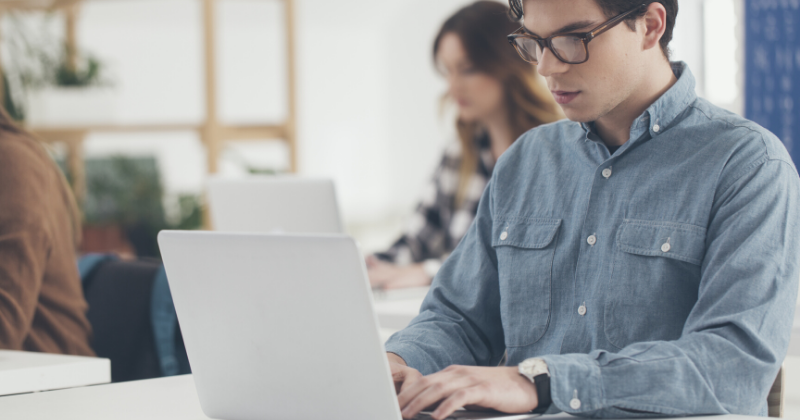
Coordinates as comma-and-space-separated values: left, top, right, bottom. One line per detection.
385, 177, 505, 374
542, 158, 800, 417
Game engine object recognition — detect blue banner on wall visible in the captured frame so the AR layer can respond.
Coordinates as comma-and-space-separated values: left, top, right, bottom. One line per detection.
745, 0, 800, 165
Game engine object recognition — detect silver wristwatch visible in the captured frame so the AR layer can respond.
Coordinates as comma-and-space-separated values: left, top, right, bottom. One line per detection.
518, 357, 549, 383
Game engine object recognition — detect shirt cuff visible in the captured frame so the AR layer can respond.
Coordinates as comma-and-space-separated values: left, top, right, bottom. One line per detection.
384, 339, 439, 375
540, 353, 604, 415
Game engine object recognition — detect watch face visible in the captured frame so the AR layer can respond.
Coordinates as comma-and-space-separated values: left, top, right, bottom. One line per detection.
520, 358, 548, 377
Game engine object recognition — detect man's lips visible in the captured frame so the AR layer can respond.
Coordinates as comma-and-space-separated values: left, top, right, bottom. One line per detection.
551, 90, 580, 105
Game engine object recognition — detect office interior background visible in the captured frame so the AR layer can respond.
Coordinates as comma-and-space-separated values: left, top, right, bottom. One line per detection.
0, 0, 744, 255
3, 0, 800, 414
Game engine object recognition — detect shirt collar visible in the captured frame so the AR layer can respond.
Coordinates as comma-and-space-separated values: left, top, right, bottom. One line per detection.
580, 61, 697, 143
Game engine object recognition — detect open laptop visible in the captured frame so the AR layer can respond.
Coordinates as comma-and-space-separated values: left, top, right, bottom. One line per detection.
158, 231, 538, 420
207, 176, 344, 234
207, 176, 430, 303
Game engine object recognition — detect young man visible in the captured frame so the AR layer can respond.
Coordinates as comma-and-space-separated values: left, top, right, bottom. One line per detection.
385, 0, 800, 418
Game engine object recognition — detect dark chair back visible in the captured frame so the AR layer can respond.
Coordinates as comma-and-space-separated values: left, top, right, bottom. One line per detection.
82, 258, 189, 382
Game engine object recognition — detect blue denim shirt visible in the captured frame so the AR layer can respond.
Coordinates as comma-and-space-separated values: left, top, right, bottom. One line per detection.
384, 63, 800, 417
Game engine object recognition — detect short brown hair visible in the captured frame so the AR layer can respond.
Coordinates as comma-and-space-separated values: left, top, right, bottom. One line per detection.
508, 0, 678, 60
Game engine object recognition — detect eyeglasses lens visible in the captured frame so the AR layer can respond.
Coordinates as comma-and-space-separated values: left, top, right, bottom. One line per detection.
551, 36, 586, 63
514, 35, 587, 64
514, 38, 541, 64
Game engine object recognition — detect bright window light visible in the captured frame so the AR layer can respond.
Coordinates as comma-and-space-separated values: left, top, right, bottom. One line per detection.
704, 0, 739, 105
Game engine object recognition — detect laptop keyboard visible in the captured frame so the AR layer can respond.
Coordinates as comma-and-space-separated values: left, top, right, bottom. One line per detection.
414, 414, 452, 420
412, 412, 541, 420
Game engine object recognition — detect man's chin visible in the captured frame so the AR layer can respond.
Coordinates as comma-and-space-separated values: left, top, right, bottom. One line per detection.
561, 107, 596, 123
560, 104, 599, 123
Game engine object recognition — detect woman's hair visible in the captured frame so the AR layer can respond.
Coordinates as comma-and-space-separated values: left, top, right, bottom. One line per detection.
0, 106, 82, 249
433, 1, 562, 205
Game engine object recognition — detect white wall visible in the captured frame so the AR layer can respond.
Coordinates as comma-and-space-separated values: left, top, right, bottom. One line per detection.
61, 0, 480, 249
294, 0, 476, 228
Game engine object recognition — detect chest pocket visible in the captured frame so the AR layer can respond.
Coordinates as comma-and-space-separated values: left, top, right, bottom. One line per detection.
605, 219, 706, 349
491, 217, 561, 348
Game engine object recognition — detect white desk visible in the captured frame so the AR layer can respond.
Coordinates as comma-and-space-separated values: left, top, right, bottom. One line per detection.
0, 350, 110, 396
0, 375, 207, 420
373, 286, 427, 332
0, 374, 764, 420
374, 297, 425, 330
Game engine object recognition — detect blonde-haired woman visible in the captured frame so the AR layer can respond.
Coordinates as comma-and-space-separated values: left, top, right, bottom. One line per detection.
0, 108, 93, 355
368, 1, 562, 289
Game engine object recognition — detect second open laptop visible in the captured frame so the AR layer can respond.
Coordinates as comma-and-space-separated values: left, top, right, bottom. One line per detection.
158, 231, 538, 420
206, 176, 344, 234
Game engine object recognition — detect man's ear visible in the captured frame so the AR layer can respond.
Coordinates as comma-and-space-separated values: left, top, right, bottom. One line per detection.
641, 2, 668, 52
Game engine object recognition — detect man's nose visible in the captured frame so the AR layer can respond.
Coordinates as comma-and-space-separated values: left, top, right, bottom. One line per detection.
536, 47, 568, 78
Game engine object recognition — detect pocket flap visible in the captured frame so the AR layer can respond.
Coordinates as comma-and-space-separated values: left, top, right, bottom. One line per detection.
492, 217, 561, 249
616, 219, 706, 265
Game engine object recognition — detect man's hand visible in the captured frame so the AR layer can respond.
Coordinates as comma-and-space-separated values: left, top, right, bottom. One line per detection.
388, 353, 423, 394
367, 256, 430, 289
395, 365, 539, 420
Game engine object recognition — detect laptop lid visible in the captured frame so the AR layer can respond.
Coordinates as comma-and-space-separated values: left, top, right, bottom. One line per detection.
207, 176, 344, 234
158, 231, 400, 420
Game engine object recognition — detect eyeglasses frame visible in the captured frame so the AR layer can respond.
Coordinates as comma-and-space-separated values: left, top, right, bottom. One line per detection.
507, 3, 649, 65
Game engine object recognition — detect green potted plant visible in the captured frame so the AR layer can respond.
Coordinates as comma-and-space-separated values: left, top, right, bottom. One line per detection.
2, 11, 114, 125
79, 155, 204, 258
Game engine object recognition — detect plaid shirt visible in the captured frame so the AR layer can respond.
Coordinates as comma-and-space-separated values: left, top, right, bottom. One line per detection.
376, 133, 495, 269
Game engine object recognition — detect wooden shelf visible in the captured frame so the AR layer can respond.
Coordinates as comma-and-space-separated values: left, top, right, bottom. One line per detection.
0, 0, 80, 11
31, 123, 288, 140
0, 0, 298, 206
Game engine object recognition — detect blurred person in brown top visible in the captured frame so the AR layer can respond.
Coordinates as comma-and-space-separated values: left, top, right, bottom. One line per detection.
0, 106, 93, 356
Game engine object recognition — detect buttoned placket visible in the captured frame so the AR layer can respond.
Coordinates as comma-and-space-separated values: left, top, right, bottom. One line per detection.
569, 152, 619, 348
565, 120, 651, 353
565, 97, 672, 356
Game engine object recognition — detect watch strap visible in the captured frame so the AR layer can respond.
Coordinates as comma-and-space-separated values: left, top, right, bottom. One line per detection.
531, 373, 552, 414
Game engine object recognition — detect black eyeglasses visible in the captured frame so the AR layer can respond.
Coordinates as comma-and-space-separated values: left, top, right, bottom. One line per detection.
507, 4, 648, 65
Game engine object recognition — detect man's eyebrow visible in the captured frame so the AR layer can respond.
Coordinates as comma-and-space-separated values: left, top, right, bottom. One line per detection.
524, 20, 597, 37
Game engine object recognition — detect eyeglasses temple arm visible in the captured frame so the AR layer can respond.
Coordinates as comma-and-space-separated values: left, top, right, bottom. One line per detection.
588, 3, 648, 40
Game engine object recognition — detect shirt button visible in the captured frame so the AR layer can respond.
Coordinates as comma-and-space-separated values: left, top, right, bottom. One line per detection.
570, 398, 582, 410
500, 231, 508, 241
578, 304, 587, 316
653, 124, 661, 133
587, 235, 597, 246
661, 242, 671, 252
601, 168, 612, 178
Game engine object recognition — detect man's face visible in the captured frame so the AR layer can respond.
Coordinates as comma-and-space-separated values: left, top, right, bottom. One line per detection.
523, 0, 646, 123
